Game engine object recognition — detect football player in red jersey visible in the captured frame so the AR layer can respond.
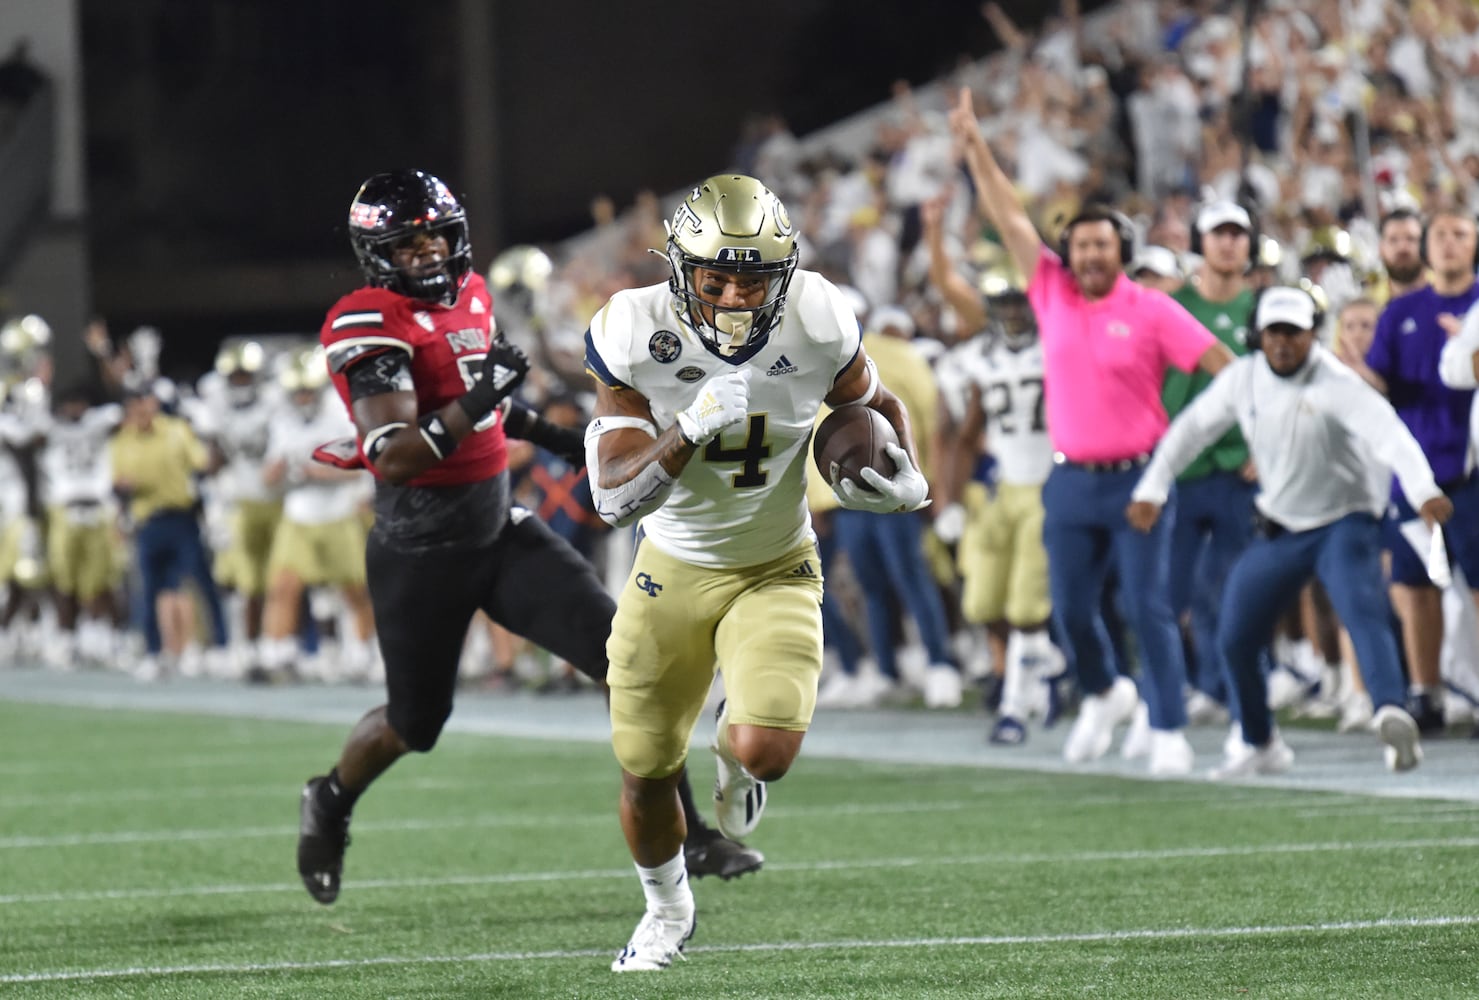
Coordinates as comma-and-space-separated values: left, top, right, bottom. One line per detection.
297, 170, 762, 906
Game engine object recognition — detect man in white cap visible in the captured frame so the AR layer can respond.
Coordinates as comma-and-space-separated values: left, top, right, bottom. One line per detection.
1153, 201, 1259, 736
1127, 286, 1449, 777
1130, 246, 1184, 294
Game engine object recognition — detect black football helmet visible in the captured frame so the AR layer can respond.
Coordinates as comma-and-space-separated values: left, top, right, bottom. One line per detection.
348, 170, 472, 306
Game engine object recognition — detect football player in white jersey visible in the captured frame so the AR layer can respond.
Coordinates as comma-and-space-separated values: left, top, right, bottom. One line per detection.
586, 175, 929, 971
936, 280, 1060, 745
38, 386, 123, 668
193, 341, 282, 678
258, 347, 375, 682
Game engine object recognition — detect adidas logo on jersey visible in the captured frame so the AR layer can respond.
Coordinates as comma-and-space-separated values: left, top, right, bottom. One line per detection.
790, 559, 817, 578
766, 354, 798, 376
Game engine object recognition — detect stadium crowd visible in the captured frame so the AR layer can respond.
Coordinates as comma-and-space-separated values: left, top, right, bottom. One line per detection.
3, 0, 1479, 782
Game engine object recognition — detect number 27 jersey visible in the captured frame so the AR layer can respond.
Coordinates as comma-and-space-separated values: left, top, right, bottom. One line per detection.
968, 340, 1053, 486
585, 270, 860, 568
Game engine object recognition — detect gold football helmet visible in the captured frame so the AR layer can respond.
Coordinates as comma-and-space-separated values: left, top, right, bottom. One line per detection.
665, 174, 799, 359
979, 268, 1036, 351
278, 344, 329, 393
215, 340, 266, 378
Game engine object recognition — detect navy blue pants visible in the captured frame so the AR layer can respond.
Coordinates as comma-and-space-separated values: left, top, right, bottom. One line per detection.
1168, 471, 1256, 704
816, 518, 863, 675
833, 509, 954, 680
1219, 512, 1404, 746
134, 510, 228, 654
1042, 463, 1188, 730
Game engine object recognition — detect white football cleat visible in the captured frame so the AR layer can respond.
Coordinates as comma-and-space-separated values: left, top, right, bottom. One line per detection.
1120, 700, 1152, 760
611, 908, 695, 972
712, 700, 766, 840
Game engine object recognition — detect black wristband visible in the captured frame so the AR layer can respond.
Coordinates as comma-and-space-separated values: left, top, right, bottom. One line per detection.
417, 412, 459, 461
504, 403, 585, 463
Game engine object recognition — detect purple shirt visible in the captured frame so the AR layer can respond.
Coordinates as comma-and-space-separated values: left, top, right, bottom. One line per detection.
1367, 284, 1479, 487
1027, 247, 1214, 462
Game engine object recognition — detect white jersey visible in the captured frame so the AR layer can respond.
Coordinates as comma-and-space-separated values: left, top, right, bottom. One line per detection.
39, 405, 121, 512
965, 339, 1053, 486
192, 373, 280, 504
936, 335, 990, 427
265, 391, 365, 525
587, 269, 861, 568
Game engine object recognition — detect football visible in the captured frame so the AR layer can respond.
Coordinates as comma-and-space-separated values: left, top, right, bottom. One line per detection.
812, 406, 898, 492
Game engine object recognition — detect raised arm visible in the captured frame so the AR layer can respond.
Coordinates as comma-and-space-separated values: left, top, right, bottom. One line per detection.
946, 86, 1043, 284
921, 192, 988, 334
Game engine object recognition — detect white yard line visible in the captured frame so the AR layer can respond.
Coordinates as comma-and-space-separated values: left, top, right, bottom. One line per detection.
4, 914, 1477, 984
4, 836, 1479, 906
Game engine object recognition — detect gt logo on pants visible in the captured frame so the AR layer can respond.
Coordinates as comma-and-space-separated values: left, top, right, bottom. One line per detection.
635, 572, 663, 597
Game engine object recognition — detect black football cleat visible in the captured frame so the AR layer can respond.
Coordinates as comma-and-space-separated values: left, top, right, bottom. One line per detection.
1406, 691, 1446, 736
684, 827, 764, 881
298, 776, 351, 905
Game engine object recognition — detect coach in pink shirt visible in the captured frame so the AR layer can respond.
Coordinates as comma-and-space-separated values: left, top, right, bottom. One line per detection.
949, 88, 1233, 776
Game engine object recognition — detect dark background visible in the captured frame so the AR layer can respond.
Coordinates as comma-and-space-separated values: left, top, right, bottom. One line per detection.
79, 0, 1103, 372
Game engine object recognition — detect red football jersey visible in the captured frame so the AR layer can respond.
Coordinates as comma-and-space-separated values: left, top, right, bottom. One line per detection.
320, 273, 508, 487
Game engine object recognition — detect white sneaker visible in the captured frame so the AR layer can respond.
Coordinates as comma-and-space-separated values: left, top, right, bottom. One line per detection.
1337, 691, 1374, 734
1120, 701, 1152, 760
712, 701, 766, 839
923, 664, 963, 708
815, 671, 860, 709
611, 908, 695, 971
1373, 705, 1422, 773
1063, 676, 1139, 763
1266, 665, 1312, 711
1147, 729, 1194, 776
1211, 731, 1295, 780
1185, 689, 1230, 726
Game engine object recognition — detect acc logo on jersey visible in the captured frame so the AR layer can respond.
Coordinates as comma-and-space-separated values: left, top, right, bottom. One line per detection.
675, 365, 706, 383
649, 331, 682, 363
414, 311, 434, 331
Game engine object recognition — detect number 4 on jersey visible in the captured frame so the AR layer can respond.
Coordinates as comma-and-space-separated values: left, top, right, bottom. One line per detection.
704, 414, 770, 488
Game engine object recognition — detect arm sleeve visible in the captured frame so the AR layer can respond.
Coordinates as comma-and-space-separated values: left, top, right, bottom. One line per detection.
1131, 364, 1243, 504
344, 346, 415, 401
1334, 376, 1442, 509
1439, 300, 1479, 389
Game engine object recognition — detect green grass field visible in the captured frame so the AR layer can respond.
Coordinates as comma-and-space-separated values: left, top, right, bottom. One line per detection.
3, 699, 1477, 999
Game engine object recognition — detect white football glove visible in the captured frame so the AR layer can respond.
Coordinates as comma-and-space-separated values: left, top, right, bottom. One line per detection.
675, 369, 752, 446
933, 501, 966, 544
833, 443, 931, 514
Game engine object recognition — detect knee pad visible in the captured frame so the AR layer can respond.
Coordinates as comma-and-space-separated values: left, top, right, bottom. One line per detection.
388, 703, 450, 753
611, 728, 687, 781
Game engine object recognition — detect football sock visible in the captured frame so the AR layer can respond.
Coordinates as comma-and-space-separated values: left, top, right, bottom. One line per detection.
315, 767, 361, 818
635, 851, 693, 920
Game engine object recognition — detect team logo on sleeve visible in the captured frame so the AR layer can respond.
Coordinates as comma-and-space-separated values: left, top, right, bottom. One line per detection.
648, 331, 682, 363
675, 365, 706, 383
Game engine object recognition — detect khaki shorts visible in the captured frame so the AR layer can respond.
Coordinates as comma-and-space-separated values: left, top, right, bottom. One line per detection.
608, 538, 825, 779
265, 515, 367, 587
959, 482, 1051, 627
46, 507, 117, 601
216, 500, 282, 595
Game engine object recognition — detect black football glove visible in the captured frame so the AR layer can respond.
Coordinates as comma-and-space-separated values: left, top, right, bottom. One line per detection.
503, 402, 587, 467
457, 337, 530, 422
